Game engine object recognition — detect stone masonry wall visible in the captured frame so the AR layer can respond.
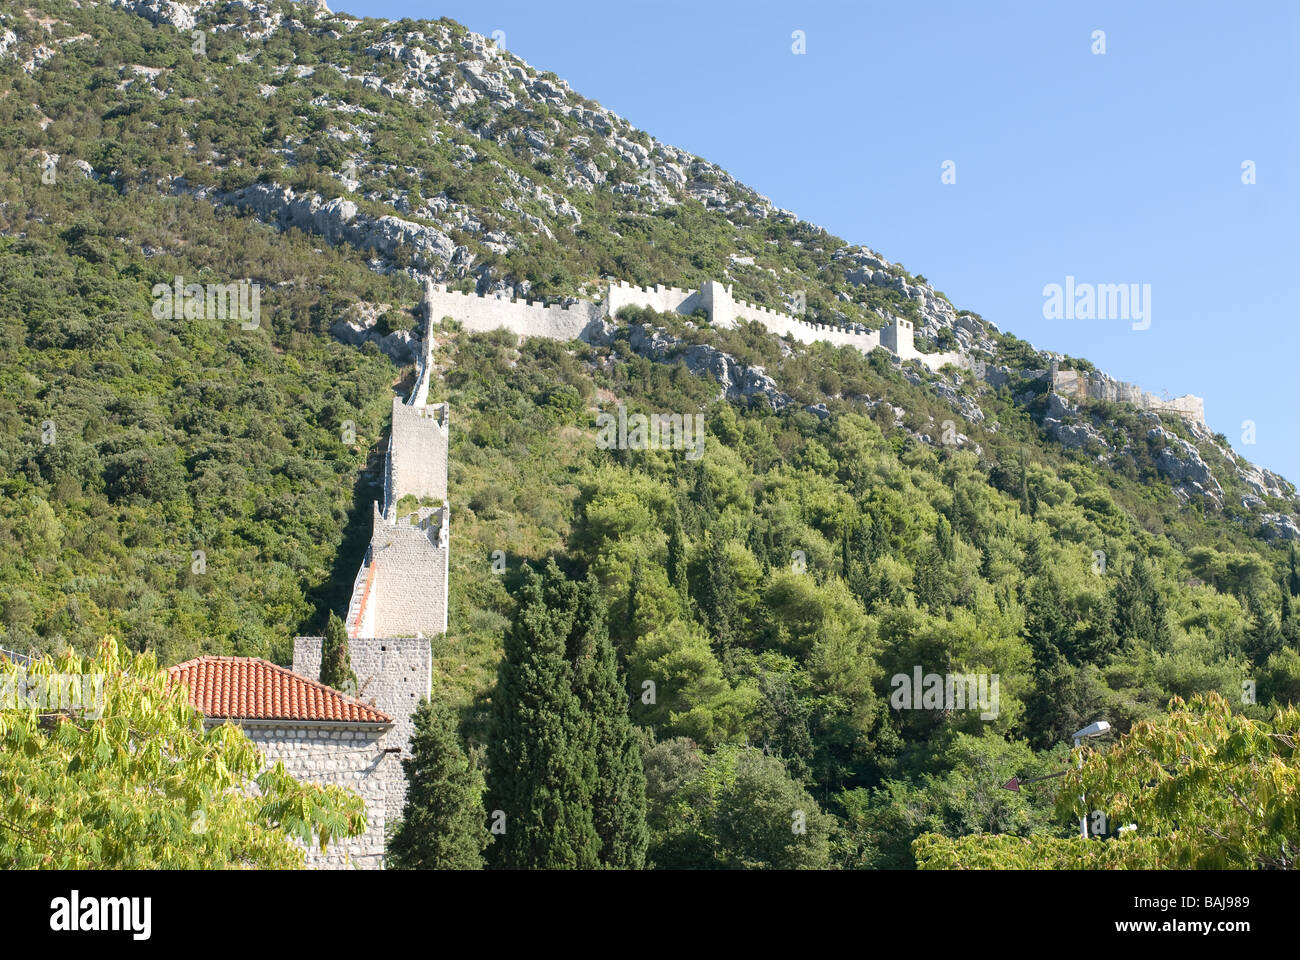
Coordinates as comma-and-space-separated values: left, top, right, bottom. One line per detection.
388, 398, 448, 503
1053, 368, 1206, 425
423, 276, 966, 374
367, 503, 449, 639
293, 636, 433, 825
234, 720, 392, 870
425, 282, 603, 341
605, 280, 701, 318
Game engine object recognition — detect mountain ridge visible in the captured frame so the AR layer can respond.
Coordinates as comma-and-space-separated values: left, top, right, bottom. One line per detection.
18, 0, 1289, 533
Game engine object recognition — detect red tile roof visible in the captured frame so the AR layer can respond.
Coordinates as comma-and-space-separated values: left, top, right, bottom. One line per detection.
167, 657, 391, 724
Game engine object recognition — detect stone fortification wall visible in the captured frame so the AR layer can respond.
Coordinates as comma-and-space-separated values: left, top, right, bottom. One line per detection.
388, 398, 448, 504
293, 636, 433, 825
420, 275, 967, 373
233, 719, 392, 870
366, 503, 449, 639
605, 280, 702, 318
1052, 368, 1205, 425
425, 283, 603, 341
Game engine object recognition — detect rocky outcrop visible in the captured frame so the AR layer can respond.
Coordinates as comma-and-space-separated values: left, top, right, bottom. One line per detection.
1148, 425, 1224, 504
1261, 514, 1300, 542
176, 181, 475, 278
835, 246, 997, 354
1052, 365, 1205, 426
608, 323, 793, 411
330, 302, 418, 364
112, 0, 199, 32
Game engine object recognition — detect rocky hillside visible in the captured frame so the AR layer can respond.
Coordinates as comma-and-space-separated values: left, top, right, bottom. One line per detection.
5, 0, 1292, 541
6, 0, 1300, 869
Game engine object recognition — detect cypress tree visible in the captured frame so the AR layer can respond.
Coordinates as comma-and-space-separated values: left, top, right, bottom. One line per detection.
486, 562, 599, 869
1018, 448, 1032, 516
1281, 583, 1298, 646
624, 555, 643, 636
569, 576, 648, 868
1289, 544, 1300, 598
389, 698, 489, 869
667, 506, 689, 599
935, 514, 955, 561
692, 462, 716, 531
1243, 586, 1283, 666
319, 611, 358, 695
697, 536, 739, 647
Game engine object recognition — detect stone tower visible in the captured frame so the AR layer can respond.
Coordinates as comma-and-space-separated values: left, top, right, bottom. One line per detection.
294, 289, 449, 833
880, 316, 915, 359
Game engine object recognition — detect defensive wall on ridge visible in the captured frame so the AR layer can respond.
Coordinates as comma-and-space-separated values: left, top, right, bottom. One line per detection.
422, 277, 966, 373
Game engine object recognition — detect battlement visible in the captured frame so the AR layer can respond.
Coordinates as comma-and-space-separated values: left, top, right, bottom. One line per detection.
419, 275, 966, 374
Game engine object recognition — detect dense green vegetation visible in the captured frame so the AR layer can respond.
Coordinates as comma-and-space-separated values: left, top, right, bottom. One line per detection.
427, 314, 1299, 866
2, 0, 1297, 868
0, 637, 366, 868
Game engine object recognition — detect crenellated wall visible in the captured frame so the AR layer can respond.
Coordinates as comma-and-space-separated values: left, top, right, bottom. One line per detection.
366, 503, 449, 639
422, 276, 968, 373
424, 281, 603, 341
606, 280, 702, 318
387, 398, 448, 506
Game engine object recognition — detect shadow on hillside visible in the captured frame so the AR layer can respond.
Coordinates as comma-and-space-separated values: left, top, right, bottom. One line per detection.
299, 423, 390, 638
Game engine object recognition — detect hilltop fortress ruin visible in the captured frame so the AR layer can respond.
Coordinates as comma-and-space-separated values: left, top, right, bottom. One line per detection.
1048, 360, 1205, 426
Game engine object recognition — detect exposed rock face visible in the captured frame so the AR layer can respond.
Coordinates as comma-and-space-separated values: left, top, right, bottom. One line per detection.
834, 246, 997, 355
1148, 426, 1224, 504
1261, 514, 1300, 541
180, 181, 474, 278
619, 323, 793, 411
330, 301, 418, 363
1053, 366, 1205, 426
903, 366, 985, 424
112, 0, 199, 32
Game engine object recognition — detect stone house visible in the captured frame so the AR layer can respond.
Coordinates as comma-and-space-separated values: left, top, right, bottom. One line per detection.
167, 655, 395, 869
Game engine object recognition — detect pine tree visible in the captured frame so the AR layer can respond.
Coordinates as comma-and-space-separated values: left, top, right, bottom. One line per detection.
319, 611, 358, 695
1112, 556, 1172, 653
389, 698, 489, 869
486, 562, 599, 869
569, 576, 648, 868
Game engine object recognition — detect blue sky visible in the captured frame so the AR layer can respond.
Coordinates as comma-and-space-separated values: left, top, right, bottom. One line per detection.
343, 0, 1300, 482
